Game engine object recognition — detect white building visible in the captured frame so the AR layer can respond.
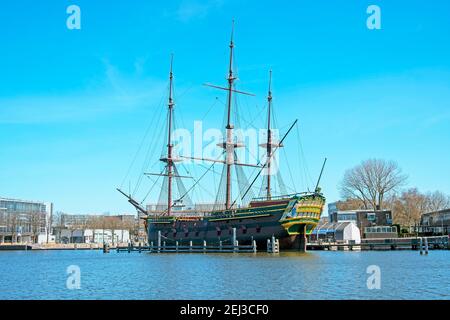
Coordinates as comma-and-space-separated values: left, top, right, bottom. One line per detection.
59, 228, 130, 244
311, 221, 361, 244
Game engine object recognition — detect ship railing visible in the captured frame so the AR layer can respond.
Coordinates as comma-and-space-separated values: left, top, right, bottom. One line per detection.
251, 192, 319, 202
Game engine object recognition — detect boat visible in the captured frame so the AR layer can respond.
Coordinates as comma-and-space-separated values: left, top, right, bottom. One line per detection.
118, 23, 326, 251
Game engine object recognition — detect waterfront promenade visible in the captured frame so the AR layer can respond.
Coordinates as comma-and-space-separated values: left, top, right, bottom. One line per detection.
0, 236, 448, 252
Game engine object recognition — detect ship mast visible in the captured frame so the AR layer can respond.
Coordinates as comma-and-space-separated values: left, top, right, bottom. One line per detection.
266, 70, 273, 200
224, 21, 236, 210
166, 55, 175, 216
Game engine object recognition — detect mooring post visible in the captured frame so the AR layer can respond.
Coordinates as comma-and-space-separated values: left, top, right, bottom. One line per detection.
150, 241, 154, 253
127, 242, 131, 253
138, 242, 142, 253
176, 241, 179, 253
253, 240, 257, 253
267, 239, 271, 253
235, 240, 239, 253
203, 240, 207, 253
157, 231, 161, 253
163, 241, 166, 253
419, 237, 423, 255
219, 241, 223, 252
424, 237, 429, 255
232, 227, 237, 246
272, 235, 276, 253
189, 240, 193, 253
276, 239, 280, 253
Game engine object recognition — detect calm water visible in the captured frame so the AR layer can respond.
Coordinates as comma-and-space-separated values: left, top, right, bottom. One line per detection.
0, 250, 449, 300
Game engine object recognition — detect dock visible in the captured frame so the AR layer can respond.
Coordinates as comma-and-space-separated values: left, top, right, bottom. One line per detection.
307, 235, 449, 251
111, 228, 280, 254
114, 240, 258, 254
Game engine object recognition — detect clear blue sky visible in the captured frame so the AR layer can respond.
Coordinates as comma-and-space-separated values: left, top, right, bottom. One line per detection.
1, 0, 449, 214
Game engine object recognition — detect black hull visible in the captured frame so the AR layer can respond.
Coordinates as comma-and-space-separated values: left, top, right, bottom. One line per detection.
147, 211, 304, 250
146, 194, 325, 251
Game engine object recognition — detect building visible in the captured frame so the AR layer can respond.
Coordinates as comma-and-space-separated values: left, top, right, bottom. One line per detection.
58, 228, 130, 244
310, 221, 361, 244
54, 213, 135, 244
0, 197, 53, 244
364, 225, 398, 239
327, 202, 394, 238
418, 208, 450, 235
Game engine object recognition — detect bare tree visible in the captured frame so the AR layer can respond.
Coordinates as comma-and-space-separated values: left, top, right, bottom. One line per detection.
339, 159, 407, 210
30, 212, 43, 244
335, 198, 367, 211
392, 188, 428, 226
424, 191, 450, 213
7, 214, 19, 243
52, 211, 65, 243
86, 216, 101, 243
105, 217, 120, 245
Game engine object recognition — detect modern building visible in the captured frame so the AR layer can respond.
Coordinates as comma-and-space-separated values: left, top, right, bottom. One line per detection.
418, 208, 450, 235
328, 202, 394, 238
0, 197, 53, 244
364, 225, 398, 239
310, 221, 361, 244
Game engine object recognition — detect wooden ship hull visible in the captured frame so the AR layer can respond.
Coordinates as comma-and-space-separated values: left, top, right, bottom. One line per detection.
145, 193, 325, 250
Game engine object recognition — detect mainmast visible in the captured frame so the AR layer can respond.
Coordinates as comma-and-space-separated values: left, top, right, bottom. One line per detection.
225, 21, 236, 209
165, 55, 175, 216
266, 70, 273, 200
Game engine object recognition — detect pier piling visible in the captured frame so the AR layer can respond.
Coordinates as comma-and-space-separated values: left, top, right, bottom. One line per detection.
157, 231, 161, 253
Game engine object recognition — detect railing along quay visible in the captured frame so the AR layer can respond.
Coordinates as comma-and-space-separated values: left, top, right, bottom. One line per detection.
105, 228, 280, 254
308, 235, 449, 251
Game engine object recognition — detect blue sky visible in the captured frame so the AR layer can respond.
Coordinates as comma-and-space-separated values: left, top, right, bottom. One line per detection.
0, 0, 449, 214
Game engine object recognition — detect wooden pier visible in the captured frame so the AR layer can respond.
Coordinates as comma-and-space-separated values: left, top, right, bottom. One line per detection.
114, 240, 258, 254
110, 228, 280, 254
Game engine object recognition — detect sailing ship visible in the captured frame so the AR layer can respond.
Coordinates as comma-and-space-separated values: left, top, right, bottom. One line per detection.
118, 24, 326, 251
